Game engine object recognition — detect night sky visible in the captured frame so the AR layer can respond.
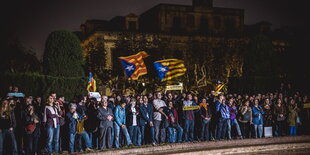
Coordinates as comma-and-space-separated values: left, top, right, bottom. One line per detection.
3, 0, 308, 59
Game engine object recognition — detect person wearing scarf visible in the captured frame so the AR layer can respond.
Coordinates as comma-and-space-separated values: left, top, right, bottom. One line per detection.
199, 98, 212, 141
43, 95, 62, 154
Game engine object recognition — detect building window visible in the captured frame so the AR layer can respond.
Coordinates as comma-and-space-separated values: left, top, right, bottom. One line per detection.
187, 15, 195, 27
128, 21, 137, 31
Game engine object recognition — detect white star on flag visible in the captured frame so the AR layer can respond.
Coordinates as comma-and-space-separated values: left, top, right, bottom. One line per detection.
159, 67, 167, 72
125, 65, 134, 71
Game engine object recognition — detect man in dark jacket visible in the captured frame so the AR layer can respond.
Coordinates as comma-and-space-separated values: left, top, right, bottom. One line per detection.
97, 101, 114, 150
139, 96, 155, 145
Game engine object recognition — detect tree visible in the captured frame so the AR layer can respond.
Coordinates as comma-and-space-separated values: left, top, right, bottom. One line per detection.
43, 30, 84, 77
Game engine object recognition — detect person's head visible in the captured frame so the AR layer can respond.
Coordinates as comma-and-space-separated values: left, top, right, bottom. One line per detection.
101, 95, 108, 102
201, 98, 207, 104
26, 104, 34, 113
58, 96, 65, 102
289, 99, 295, 105
167, 93, 173, 100
35, 97, 42, 104
254, 99, 259, 106
1, 99, 9, 110
69, 103, 77, 113
156, 92, 162, 99
13, 86, 19, 92
130, 98, 136, 107
116, 95, 122, 102
138, 97, 143, 105
120, 100, 126, 108
186, 93, 192, 101
25, 96, 32, 105
168, 101, 173, 108
277, 98, 282, 105
47, 96, 54, 106
219, 94, 225, 101
101, 100, 108, 107
228, 98, 234, 106
50, 92, 57, 100
143, 95, 148, 103
243, 100, 249, 107
264, 98, 270, 105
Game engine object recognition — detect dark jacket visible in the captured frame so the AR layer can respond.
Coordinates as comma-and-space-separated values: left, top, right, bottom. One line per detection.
44, 106, 62, 127
22, 112, 40, 136
167, 107, 179, 126
97, 107, 114, 129
85, 106, 99, 133
126, 106, 140, 126
139, 103, 153, 126
0, 110, 16, 130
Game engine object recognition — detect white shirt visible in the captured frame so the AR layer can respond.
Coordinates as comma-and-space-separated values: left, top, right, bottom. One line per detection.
153, 99, 166, 121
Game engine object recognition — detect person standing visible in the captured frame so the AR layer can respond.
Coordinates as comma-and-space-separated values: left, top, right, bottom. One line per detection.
114, 100, 132, 148
126, 99, 141, 146
183, 94, 197, 142
274, 99, 287, 136
152, 92, 168, 144
23, 104, 41, 155
252, 99, 264, 138
227, 98, 242, 139
167, 101, 183, 143
238, 100, 252, 139
199, 98, 212, 141
287, 99, 300, 136
216, 96, 230, 140
0, 99, 18, 155
138, 96, 155, 145
97, 100, 114, 150
43, 95, 62, 155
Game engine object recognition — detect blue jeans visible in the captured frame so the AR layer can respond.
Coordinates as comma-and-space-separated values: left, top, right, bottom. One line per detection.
0, 129, 18, 155
140, 124, 155, 144
70, 131, 92, 152
227, 119, 242, 139
128, 126, 141, 146
216, 118, 229, 140
254, 124, 263, 138
154, 120, 166, 144
168, 125, 183, 143
114, 123, 132, 148
289, 126, 297, 136
184, 120, 195, 142
201, 119, 211, 141
47, 125, 60, 154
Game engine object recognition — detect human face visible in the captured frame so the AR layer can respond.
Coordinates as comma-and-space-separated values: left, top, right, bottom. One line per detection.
168, 93, 173, 99
168, 102, 173, 108
143, 96, 148, 103
48, 96, 54, 106
156, 93, 162, 99
255, 99, 259, 106
187, 94, 192, 101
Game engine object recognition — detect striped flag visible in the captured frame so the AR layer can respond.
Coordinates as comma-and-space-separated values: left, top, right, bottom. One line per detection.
87, 72, 96, 92
119, 51, 149, 80
153, 59, 187, 82
215, 80, 224, 93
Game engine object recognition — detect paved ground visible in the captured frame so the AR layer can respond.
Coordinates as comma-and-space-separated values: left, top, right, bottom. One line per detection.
79, 136, 310, 155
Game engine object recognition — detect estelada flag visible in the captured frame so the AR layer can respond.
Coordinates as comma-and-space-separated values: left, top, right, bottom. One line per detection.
153, 59, 186, 82
215, 80, 224, 93
119, 51, 149, 80
87, 72, 96, 92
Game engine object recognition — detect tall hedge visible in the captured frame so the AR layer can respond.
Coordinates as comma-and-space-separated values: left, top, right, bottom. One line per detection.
43, 30, 84, 77
0, 72, 87, 101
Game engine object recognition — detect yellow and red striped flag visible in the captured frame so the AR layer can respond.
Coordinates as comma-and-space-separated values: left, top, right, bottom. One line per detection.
119, 51, 149, 80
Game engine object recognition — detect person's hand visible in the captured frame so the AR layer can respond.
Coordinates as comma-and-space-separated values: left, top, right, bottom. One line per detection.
121, 124, 126, 128
107, 115, 113, 121
34, 119, 39, 124
0, 129, 2, 133
9, 128, 13, 131
280, 114, 283, 117
165, 115, 168, 120
149, 122, 154, 127
250, 121, 253, 125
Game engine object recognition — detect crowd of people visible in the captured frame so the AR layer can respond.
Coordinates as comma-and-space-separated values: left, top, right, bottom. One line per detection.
0, 83, 309, 155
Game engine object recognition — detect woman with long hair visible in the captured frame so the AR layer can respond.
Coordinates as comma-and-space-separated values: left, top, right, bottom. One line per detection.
0, 99, 18, 155
43, 95, 62, 154
238, 100, 252, 139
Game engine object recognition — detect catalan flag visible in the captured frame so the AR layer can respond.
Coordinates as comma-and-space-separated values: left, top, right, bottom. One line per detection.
119, 51, 149, 80
215, 80, 224, 93
153, 59, 186, 82
87, 72, 96, 92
